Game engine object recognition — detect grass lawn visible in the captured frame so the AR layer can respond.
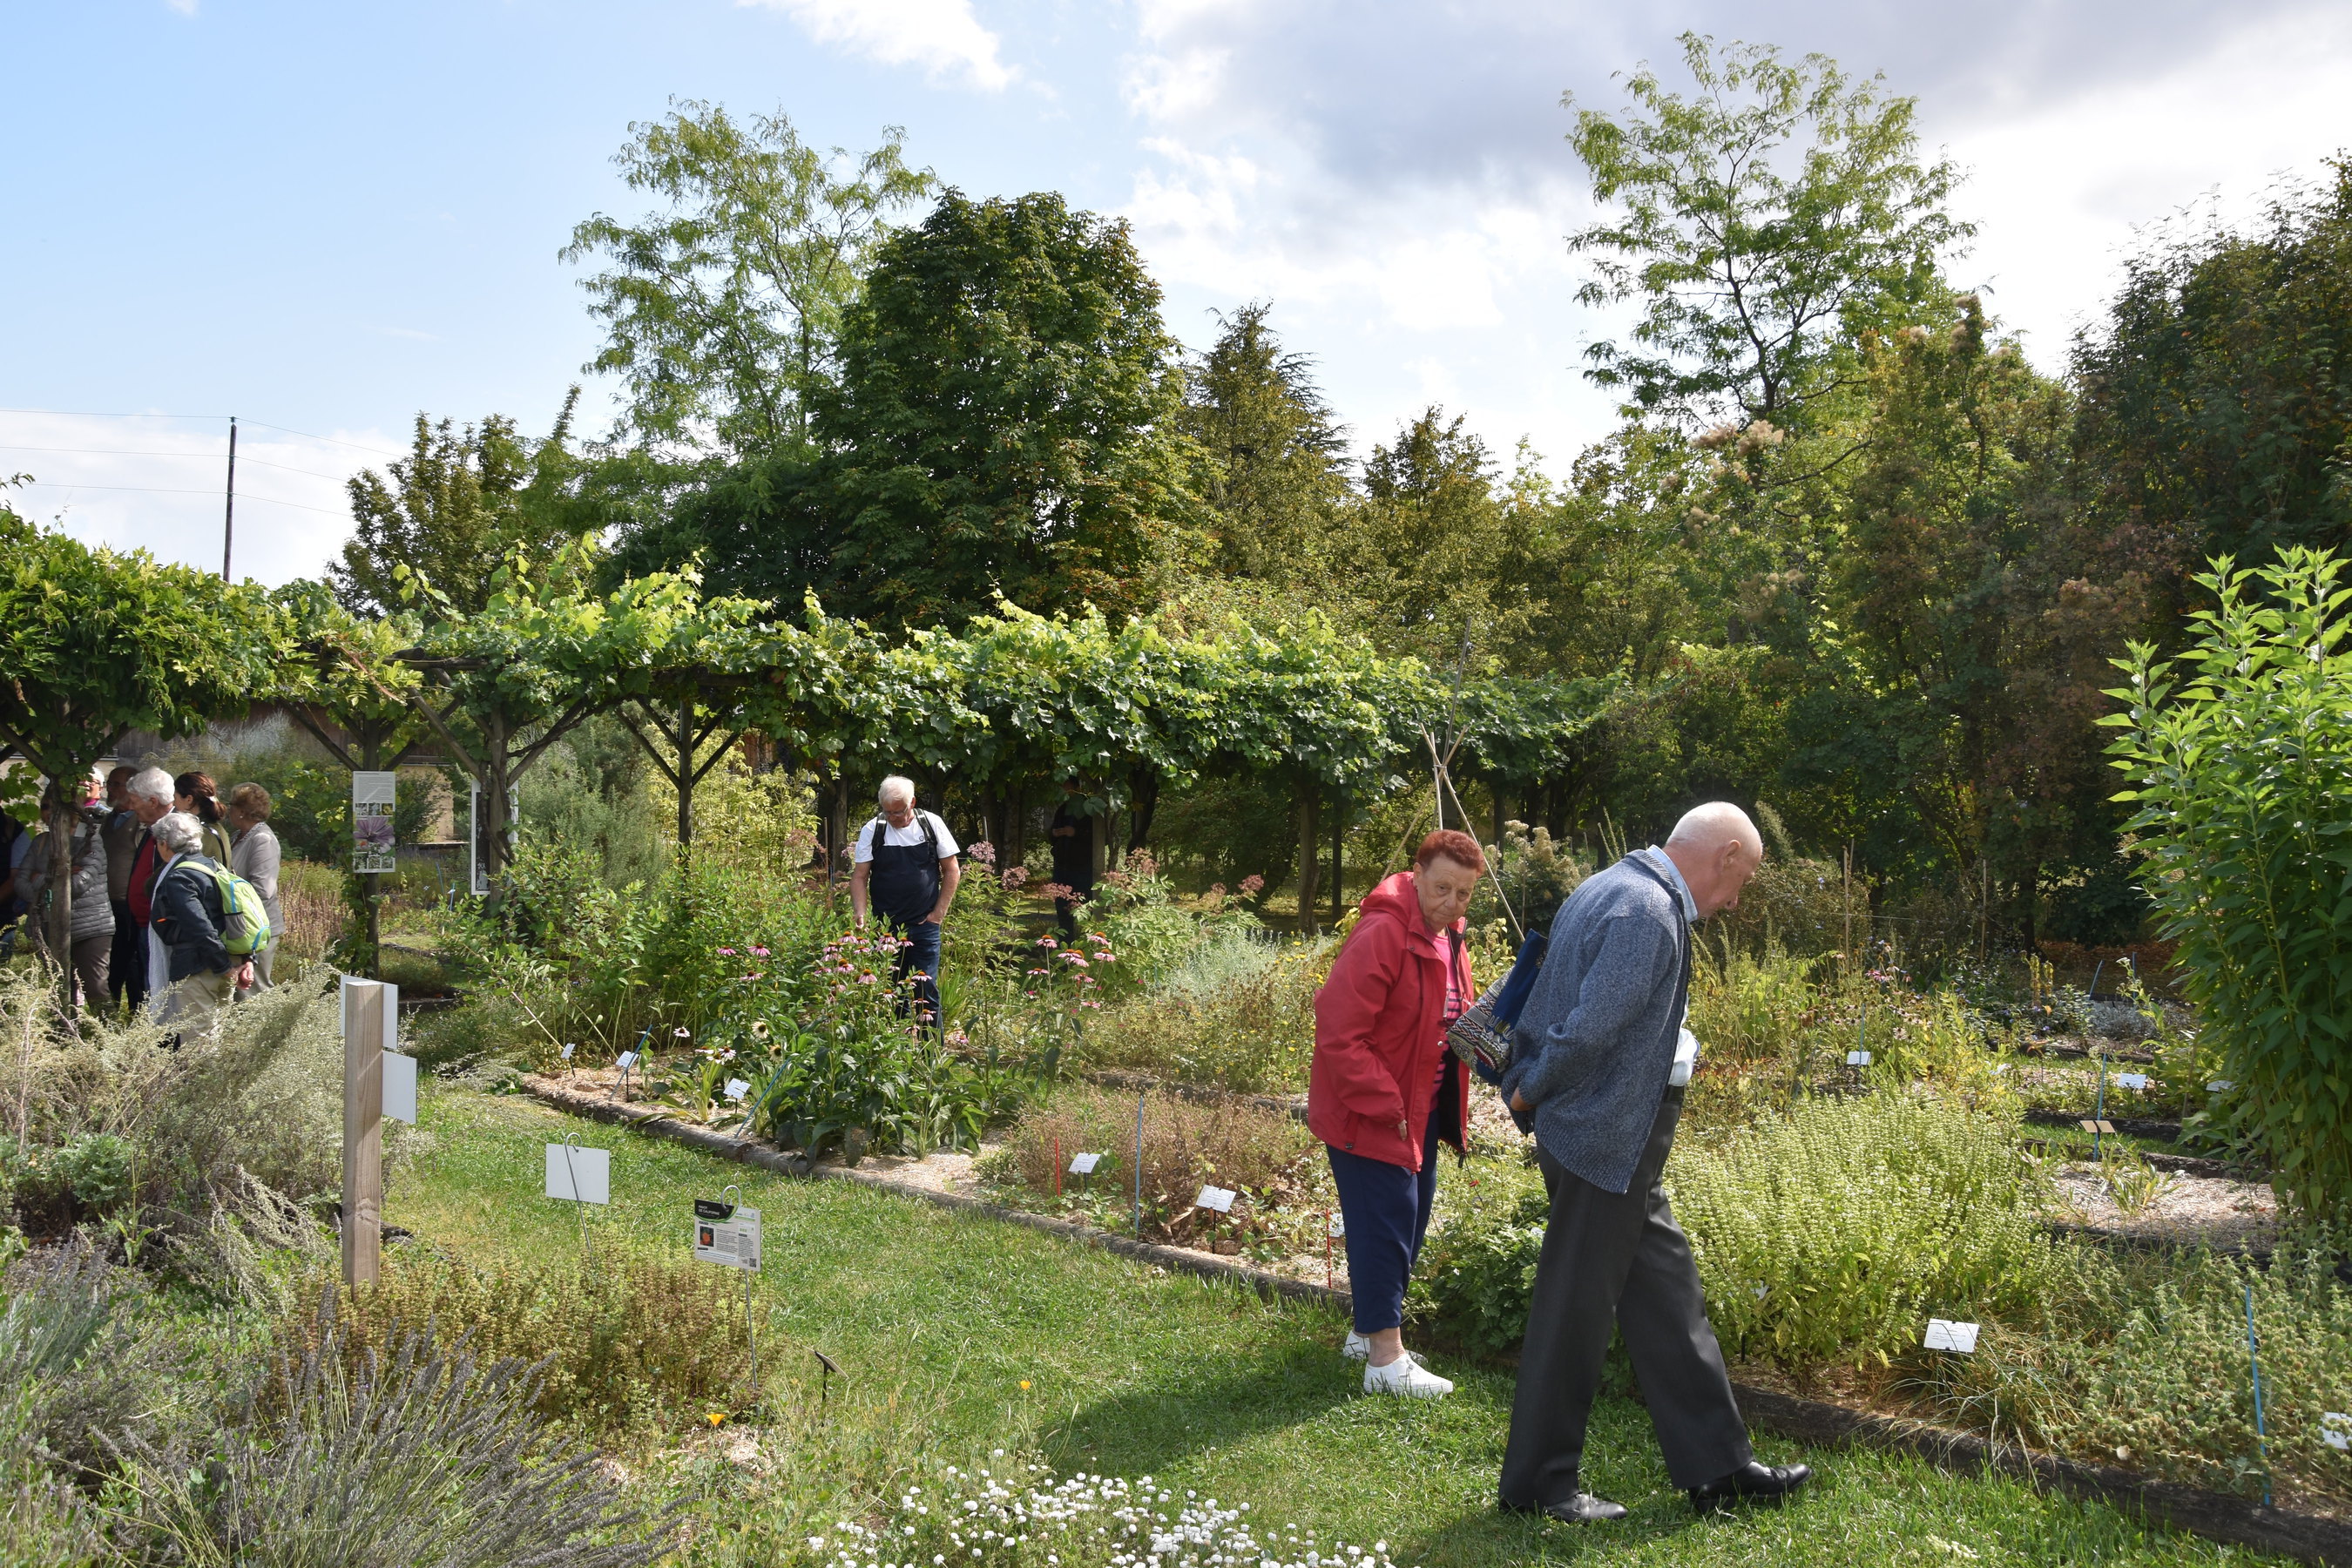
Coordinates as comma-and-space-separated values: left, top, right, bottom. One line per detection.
389, 1088, 2281, 1568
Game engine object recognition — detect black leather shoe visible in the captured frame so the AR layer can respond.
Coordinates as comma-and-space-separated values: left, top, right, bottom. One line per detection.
1688, 1461, 1812, 1513
1501, 1493, 1628, 1524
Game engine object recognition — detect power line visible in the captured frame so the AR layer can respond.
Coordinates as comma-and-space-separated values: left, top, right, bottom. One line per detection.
0, 444, 362, 483
12, 480, 347, 517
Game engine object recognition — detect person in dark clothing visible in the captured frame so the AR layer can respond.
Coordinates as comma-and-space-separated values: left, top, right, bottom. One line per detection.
146, 810, 253, 1037
1047, 784, 1099, 936
102, 766, 142, 1014
847, 775, 962, 1031
19, 770, 114, 1010
1497, 802, 1810, 1523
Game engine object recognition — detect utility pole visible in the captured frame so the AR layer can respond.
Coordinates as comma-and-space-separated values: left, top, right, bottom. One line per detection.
220, 416, 238, 581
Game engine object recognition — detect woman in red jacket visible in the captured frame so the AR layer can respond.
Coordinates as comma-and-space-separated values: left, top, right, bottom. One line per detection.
1309, 828, 1483, 1397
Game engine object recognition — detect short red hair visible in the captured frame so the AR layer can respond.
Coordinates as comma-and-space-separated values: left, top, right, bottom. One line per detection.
1415, 828, 1487, 875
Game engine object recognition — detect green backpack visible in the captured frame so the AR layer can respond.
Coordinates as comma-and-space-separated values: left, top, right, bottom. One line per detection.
179, 860, 273, 956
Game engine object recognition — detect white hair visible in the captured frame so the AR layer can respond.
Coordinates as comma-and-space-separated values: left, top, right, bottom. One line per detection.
877, 775, 916, 808
152, 811, 205, 856
127, 766, 174, 806
1665, 801, 1764, 858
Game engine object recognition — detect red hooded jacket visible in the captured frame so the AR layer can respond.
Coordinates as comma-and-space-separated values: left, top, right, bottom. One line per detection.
1307, 870, 1473, 1169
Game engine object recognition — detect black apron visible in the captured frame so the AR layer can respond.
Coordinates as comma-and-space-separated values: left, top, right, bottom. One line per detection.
868, 813, 943, 926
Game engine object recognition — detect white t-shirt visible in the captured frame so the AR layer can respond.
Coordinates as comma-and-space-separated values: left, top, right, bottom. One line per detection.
852, 811, 961, 865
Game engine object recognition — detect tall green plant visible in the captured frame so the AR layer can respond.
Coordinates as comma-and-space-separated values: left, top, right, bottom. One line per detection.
2105, 548, 2352, 1226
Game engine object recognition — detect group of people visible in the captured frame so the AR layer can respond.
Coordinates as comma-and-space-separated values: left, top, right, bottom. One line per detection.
1309, 803, 1815, 1522
2, 764, 283, 1034
828, 774, 1808, 1520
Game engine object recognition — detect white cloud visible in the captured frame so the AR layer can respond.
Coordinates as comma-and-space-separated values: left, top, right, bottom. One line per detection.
163, 0, 198, 15
1936, 7, 2352, 365
0, 412, 389, 588
743, 0, 1017, 91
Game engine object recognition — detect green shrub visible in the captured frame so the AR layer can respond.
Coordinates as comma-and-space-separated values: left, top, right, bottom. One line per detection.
2107, 547, 2352, 1227
311, 1251, 756, 1438
1410, 1178, 1548, 1356
1672, 1093, 2062, 1371
1078, 931, 1328, 1093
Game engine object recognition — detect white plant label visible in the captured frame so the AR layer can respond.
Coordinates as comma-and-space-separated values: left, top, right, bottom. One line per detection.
1846, 1049, 1873, 1066
723, 1078, 750, 1102
693, 1199, 762, 1270
616, 1051, 639, 1071
1327, 1213, 1345, 1239
2114, 1072, 2151, 1091
544, 1145, 611, 1205
1923, 1318, 1981, 1355
1194, 1185, 1237, 1214
2322, 1412, 2351, 1453
382, 1050, 418, 1125
1067, 1152, 1100, 1175
561, 1043, 576, 1060
2209, 1080, 2235, 1092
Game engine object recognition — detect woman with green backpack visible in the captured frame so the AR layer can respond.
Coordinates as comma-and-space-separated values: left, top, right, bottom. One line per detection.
146, 811, 262, 1038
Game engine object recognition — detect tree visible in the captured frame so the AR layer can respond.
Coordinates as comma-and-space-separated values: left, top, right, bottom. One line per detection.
1565, 33, 1970, 436
2073, 159, 2352, 584
0, 509, 287, 1008
1342, 409, 1525, 662
1179, 302, 1349, 585
331, 394, 589, 616
811, 190, 1206, 628
564, 101, 936, 456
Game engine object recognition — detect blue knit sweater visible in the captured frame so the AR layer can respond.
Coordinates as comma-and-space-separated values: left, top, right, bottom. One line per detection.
1499, 854, 1692, 1194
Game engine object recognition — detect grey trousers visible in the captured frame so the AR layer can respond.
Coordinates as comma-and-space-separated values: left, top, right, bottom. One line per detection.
1498, 1089, 1753, 1503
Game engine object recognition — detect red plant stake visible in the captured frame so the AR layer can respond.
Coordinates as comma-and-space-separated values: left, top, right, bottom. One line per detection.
1053, 1134, 1062, 1198
1325, 1212, 1334, 1288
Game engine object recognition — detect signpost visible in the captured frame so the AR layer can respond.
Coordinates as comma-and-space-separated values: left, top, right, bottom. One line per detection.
695, 1186, 763, 1408
341, 977, 389, 1286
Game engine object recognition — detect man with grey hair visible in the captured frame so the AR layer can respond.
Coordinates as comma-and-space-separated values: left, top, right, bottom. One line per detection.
848, 775, 962, 1030
146, 810, 253, 1037
1497, 801, 1811, 1522
117, 767, 177, 1015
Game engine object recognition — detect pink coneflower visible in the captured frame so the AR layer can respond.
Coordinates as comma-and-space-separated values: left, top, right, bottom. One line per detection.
752, 945, 770, 957
718, 947, 737, 956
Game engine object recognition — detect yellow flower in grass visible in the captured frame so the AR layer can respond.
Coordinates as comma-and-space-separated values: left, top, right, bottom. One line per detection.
707, 1411, 727, 1427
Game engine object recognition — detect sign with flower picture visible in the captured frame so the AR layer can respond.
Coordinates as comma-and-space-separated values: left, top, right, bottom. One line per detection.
352, 770, 396, 873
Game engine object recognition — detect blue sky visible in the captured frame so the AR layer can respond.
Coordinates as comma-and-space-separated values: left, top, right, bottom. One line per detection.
7, 0, 2351, 585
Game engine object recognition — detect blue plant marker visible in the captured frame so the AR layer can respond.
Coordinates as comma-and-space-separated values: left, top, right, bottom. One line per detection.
2087, 957, 2105, 1003
2247, 1282, 2271, 1509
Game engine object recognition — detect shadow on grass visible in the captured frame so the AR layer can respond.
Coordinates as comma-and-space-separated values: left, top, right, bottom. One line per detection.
1044, 1328, 1359, 1475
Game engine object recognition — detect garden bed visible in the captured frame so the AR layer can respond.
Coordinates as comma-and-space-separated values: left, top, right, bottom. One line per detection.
519, 1074, 2352, 1566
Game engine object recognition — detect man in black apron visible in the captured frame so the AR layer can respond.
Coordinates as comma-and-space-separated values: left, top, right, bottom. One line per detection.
848, 775, 963, 1031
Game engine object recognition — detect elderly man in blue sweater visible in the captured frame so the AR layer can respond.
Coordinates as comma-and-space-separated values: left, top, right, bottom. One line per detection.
1497, 801, 1812, 1523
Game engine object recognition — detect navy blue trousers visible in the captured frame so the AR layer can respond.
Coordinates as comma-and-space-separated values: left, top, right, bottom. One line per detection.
1327, 1099, 1448, 1334
885, 916, 942, 1031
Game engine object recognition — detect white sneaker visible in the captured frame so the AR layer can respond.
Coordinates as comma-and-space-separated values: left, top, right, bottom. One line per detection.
1364, 1354, 1453, 1399
1342, 1331, 1371, 1361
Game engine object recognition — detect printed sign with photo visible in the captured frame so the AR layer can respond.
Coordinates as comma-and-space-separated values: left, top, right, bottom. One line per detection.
352, 771, 398, 873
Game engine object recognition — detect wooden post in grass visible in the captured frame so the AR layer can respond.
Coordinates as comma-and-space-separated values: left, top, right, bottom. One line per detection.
343, 977, 385, 1287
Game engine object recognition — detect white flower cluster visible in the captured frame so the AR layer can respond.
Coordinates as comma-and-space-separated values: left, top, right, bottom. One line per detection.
804, 1456, 1407, 1568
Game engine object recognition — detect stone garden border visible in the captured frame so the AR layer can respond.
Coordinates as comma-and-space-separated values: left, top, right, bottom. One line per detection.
518, 1077, 2351, 1566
